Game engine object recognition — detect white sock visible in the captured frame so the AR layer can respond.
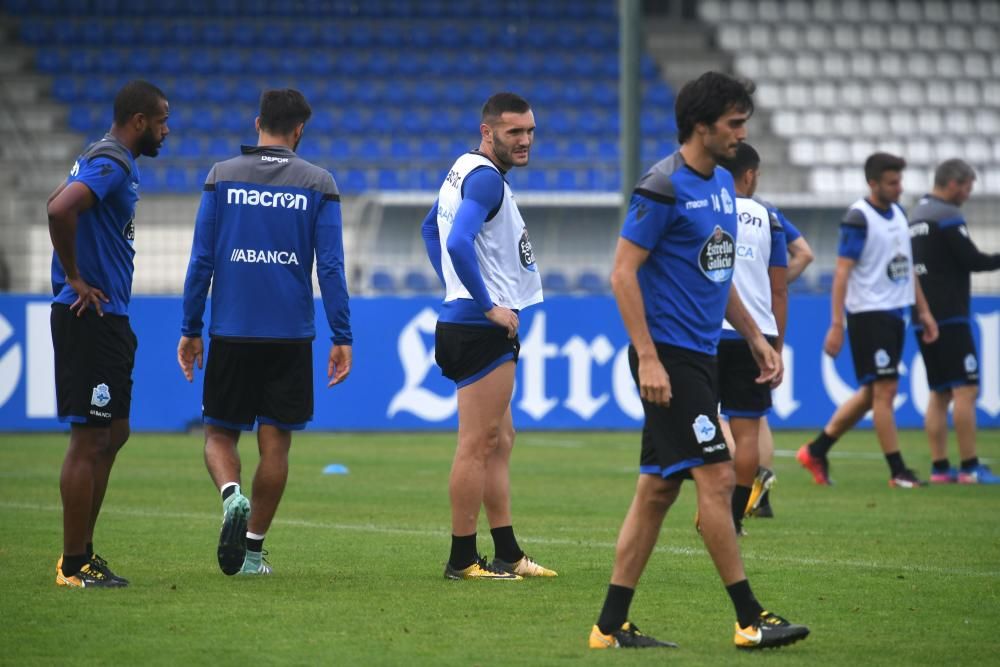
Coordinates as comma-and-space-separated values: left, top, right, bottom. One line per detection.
220, 482, 240, 499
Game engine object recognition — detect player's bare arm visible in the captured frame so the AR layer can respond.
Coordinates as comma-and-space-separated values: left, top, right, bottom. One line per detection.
610, 237, 671, 405
769, 265, 789, 352
824, 257, 855, 357
47, 181, 108, 316
176, 335, 204, 382
786, 237, 814, 284
327, 344, 352, 387
912, 276, 939, 344
725, 284, 782, 387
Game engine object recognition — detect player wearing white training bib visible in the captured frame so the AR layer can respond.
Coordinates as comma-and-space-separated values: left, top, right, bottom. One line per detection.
799, 153, 938, 490
420, 92, 556, 582
437, 152, 542, 312
717, 143, 787, 535
842, 199, 914, 315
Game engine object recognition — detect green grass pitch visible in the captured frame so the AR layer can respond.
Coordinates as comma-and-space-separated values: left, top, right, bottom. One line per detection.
1, 429, 998, 665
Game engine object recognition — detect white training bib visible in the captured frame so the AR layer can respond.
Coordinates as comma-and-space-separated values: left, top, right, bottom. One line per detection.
845, 199, 915, 314
437, 152, 543, 310
723, 196, 779, 337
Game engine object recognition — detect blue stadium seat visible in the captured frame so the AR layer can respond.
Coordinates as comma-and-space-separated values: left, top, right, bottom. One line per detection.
51, 77, 78, 102
376, 169, 401, 190
163, 166, 194, 193
338, 169, 369, 194
576, 271, 607, 294
206, 137, 233, 161
173, 136, 202, 158
33, 4, 676, 196
543, 270, 570, 294
403, 271, 434, 293
370, 270, 396, 293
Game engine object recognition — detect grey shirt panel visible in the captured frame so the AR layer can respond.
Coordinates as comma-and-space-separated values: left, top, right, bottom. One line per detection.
206, 145, 339, 198
633, 151, 686, 202
909, 195, 962, 225
82, 133, 134, 177
841, 207, 868, 228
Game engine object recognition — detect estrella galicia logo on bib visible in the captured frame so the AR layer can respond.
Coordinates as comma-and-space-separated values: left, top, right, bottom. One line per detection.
123, 218, 135, 243
886, 253, 910, 283
91, 383, 111, 408
519, 229, 537, 272
965, 353, 978, 374
874, 348, 891, 369
698, 225, 735, 282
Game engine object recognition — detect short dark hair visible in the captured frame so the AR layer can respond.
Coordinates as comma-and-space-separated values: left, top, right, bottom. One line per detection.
934, 158, 976, 187
113, 80, 167, 126
718, 142, 760, 180
675, 72, 755, 143
864, 152, 906, 182
258, 88, 312, 136
481, 92, 531, 123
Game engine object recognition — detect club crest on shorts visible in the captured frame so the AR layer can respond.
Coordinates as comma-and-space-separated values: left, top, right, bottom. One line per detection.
91, 383, 111, 408
965, 353, 978, 374
874, 348, 891, 368
692, 414, 717, 444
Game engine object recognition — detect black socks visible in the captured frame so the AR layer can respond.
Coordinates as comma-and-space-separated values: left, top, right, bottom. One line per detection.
726, 579, 765, 628
597, 584, 635, 635
808, 430, 837, 458
62, 553, 89, 577
885, 451, 906, 476
732, 485, 752, 530
961, 457, 979, 471
490, 525, 524, 563
449, 534, 478, 569
932, 458, 951, 473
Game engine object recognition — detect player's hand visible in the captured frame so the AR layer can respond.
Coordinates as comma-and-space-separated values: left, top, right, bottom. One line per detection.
328, 344, 352, 387
750, 337, 783, 388
919, 310, 939, 344
177, 335, 204, 382
67, 276, 109, 317
823, 324, 844, 357
637, 353, 672, 406
485, 305, 519, 338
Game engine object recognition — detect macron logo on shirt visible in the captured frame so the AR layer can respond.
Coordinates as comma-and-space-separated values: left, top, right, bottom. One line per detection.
227, 188, 308, 210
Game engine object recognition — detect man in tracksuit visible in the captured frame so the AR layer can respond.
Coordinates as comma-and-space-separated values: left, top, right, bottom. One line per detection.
177, 89, 352, 576
909, 159, 1000, 484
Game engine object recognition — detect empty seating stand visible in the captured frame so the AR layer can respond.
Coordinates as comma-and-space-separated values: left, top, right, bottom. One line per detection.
701, 0, 1000, 195
6, 0, 679, 194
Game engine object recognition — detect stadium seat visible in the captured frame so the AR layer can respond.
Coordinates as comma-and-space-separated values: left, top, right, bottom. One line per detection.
543, 270, 571, 294
19, 4, 672, 197
576, 271, 607, 294
370, 270, 396, 293
403, 271, 434, 293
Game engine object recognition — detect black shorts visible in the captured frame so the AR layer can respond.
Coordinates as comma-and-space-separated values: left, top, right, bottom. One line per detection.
847, 311, 905, 385
717, 337, 774, 418
629, 343, 730, 480
203, 338, 313, 431
51, 303, 137, 426
435, 322, 519, 388
917, 322, 979, 391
